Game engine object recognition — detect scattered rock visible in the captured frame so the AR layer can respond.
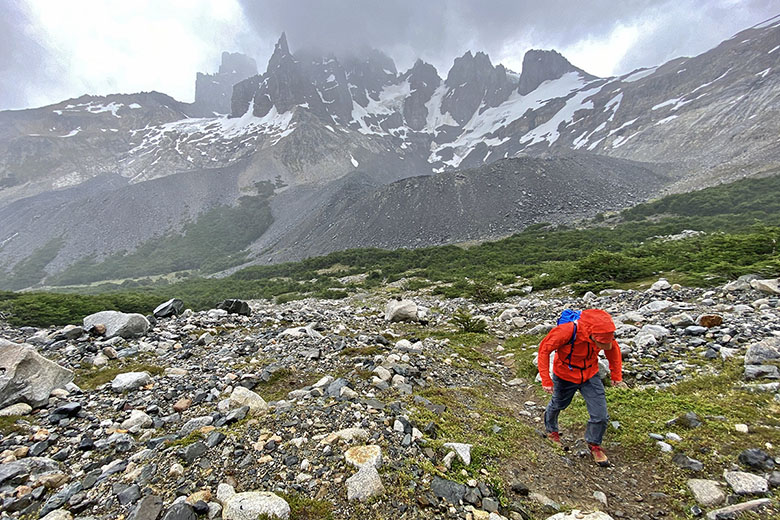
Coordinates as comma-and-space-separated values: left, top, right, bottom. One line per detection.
686, 479, 725, 507
83, 310, 150, 338
217, 299, 252, 316
111, 372, 153, 392
0, 339, 74, 408
724, 470, 769, 495
705, 498, 771, 520
346, 465, 386, 501
154, 298, 185, 318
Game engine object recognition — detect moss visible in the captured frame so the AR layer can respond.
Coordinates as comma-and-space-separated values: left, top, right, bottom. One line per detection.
0, 415, 27, 435
166, 430, 205, 448
276, 492, 333, 520
254, 368, 321, 402
74, 362, 165, 390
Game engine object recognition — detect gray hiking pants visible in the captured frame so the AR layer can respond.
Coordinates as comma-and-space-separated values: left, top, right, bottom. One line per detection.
544, 373, 609, 445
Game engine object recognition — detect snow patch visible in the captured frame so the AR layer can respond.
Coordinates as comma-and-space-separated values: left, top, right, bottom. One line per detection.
770, 45, 780, 54
756, 68, 771, 78
61, 127, 81, 137
52, 171, 86, 189
349, 154, 359, 167
621, 67, 657, 83
655, 115, 678, 125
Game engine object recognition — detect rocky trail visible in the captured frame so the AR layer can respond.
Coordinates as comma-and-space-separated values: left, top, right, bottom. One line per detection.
0, 276, 779, 520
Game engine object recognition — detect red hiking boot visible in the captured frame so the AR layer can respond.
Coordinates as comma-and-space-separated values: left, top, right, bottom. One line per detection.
589, 443, 610, 467
547, 431, 561, 445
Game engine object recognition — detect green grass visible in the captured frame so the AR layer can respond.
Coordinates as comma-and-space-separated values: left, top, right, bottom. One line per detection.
277, 492, 333, 520
503, 334, 547, 379
253, 368, 321, 402
0, 415, 27, 435
558, 361, 780, 464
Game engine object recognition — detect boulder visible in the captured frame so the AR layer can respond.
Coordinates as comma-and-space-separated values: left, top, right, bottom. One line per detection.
217, 299, 251, 316
430, 476, 465, 504
344, 445, 383, 469
111, 372, 153, 392
228, 386, 268, 416
346, 465, 385, 501
750, 278, 780, 294
217, 483, 289, 520
744, 337, 780, 365
724, 470, 769, 494
83, 311, 149, 339
153, 298, 184, 318
442, 442, 472, 466
687, 479, 725, 506
384, 299, 418, 322
0, 339, 74, 408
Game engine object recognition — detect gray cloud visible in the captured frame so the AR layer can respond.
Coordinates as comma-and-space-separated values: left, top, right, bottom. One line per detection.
237, 0, 778, 75
0, 0, 66, 110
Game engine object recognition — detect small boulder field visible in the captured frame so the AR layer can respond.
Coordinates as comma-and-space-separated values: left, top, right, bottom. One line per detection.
0, 276, 778, 519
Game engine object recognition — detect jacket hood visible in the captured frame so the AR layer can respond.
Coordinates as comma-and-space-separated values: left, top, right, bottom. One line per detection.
578, 309, 616, 335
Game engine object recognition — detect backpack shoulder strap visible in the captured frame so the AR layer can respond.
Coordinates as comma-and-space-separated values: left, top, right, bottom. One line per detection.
564, 321, 578, 370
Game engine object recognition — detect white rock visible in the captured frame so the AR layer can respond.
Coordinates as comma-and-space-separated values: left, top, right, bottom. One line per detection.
92, 354, 109, 367
0, 402, 33, 416
344, 445, 383, 469
546, 511, 613, 520
220, 486, 290, 520
346, 465, 385, 501
373, 366, 392, 382
228, 386, 268, 416
384, 299, 418, 322
40, 510, 73, 520
111, 372, 152, 392
442, 442, 472, 466
121, 410, 153, 430
750, 278, 780, 295
650, 278, 671, 291
687, 479, 725, 507
735, 423, 749, 433
724, 470, 769, 495
0, 340, 74, 408
83, 310, 149, 339
705, 498, 771, 520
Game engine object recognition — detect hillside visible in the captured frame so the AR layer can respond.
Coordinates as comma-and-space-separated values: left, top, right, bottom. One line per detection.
0, 19, 779, 286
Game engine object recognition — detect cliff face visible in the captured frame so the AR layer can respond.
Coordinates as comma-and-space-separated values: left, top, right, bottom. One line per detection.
194, 52, 257, 116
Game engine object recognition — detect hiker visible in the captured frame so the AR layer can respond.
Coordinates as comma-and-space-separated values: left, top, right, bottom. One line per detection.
537, 309, 627, 466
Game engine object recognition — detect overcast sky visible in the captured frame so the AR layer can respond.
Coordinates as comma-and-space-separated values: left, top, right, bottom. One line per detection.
1, 0, 777, 111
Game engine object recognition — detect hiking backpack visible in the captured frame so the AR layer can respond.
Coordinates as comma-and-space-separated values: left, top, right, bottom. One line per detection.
557, 309, 581, 371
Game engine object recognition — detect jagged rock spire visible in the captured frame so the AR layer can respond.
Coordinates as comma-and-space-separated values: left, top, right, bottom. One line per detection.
517, 49, 596, 95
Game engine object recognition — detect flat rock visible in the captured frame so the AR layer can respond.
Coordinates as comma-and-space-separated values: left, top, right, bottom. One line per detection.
750, 278, 780, 294
687, 479, 725, 506
111, 372, 152, 392
744, 337, 780, 365
724, 470, 769, 494
346, 465, 386, 501
0, 402, 33, 416
128, 494, 163, 520
431, 476, 465, 504
344, 445, 382, 469
40, 510, 73, 520
219, 486, 290, 520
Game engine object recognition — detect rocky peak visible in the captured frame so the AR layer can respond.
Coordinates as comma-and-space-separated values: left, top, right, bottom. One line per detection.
218, 52, 257, 77
194, 52, 257, 116
342, 48, 398, 107
442, 51, 514, 125
517, 49, 594, 95
244, 33, 328, 120
400, 60, 442, 131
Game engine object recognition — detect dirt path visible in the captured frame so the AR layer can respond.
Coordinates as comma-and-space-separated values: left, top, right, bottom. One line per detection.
480, 341, 676, 518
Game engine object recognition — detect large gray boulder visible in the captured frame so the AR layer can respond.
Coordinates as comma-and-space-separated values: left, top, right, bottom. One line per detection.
750, 278, 780, 294
111, 372, 153, 393
385, 299, 418, 322
745, 337, 780, 365
217, 483, 290, 519
0, 339, 74, 408
83, 311, 149, 339
153, 298, 184, 318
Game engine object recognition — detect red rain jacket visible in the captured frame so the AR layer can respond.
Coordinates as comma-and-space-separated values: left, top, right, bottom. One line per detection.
538, 309, 623, 386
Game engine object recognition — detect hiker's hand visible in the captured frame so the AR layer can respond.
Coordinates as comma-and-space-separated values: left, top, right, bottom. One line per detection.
612, 381, 628, 389
543, 385, 553, 394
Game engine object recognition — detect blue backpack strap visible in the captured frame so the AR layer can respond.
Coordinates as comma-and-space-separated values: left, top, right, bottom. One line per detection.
564, 321, 577, 370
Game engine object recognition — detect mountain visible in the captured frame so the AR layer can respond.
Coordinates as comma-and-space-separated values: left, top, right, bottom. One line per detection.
0, 18, 779, 288
192, 52, 258, 116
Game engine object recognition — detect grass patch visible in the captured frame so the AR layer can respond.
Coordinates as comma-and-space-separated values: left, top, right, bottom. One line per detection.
0, 415, 27, 435
277, 492, 333, 520
254, 368, 321, 402
502, 334, 547, 380
74, 362, 165, 390
166, 430, 205, 448
558, 361, 780, 464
